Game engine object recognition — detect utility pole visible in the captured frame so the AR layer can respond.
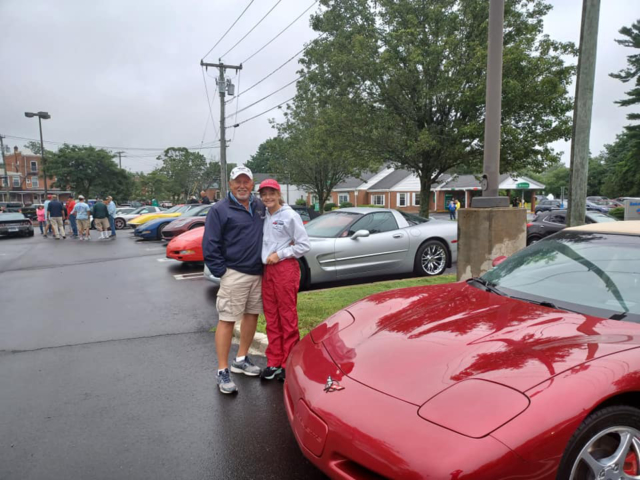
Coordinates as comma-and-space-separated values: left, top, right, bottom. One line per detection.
116, 151, 124, 169
200, 59, 242, 198
0, 135, 9, 202
567, 0, 601, 227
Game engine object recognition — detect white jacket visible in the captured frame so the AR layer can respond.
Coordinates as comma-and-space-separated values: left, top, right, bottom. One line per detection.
262, 204, 310, 264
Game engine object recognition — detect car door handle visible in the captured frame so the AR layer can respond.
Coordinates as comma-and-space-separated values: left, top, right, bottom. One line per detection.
393, 233, 403, 238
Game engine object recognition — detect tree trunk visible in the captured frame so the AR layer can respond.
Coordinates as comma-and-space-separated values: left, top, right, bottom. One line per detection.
419, 174, 432, 218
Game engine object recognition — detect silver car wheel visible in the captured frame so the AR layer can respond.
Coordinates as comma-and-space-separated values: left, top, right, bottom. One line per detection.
421, 244, 446, 275
570, 426, 640, 479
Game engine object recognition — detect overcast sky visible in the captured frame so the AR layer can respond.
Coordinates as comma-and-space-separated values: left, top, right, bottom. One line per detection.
0, 0, 637, 173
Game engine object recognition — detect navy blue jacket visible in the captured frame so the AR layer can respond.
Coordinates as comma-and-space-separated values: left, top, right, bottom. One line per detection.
47, 200, 65, 218
203, 194, 265, 278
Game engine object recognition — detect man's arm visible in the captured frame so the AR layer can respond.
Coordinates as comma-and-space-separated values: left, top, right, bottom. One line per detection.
202, 206, 227, 278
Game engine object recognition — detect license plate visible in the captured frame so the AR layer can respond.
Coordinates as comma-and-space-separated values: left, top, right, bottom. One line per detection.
8, 228, 18, 232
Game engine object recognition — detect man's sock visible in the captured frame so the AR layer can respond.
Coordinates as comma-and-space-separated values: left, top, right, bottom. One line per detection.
235, 356, 246, 363
217, 368, 227, 375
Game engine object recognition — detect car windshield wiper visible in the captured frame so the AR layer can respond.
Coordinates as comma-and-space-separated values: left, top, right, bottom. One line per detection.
468, 277, 505, 296
506, 295, 586, 315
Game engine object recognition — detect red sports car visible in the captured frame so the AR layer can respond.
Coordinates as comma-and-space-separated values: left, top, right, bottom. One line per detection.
285, 222, 640, 479
165, 227, 204, 263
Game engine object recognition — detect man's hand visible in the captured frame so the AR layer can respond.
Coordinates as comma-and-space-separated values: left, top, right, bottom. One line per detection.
266, 252, 280, 265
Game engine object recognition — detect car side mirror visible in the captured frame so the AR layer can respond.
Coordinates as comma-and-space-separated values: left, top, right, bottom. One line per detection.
492, 256, 507, 268
350, 229, 370, 240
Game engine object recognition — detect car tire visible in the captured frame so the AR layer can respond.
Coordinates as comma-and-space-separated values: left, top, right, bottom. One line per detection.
188, 223, 204, 230
414, 240, 449, 276
556, 405, 640, 479
527, 235, 542, 246
157, 222, 167, 240
115, 218, 126, 230
298, 258, 310, 291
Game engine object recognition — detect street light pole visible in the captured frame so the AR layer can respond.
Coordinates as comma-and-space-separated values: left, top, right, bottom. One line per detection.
25, 111, 51, 200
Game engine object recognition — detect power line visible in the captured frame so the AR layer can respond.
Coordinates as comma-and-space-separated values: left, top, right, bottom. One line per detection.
201, 67, 220, 144
220, 0, 283, 59
226, 76, 299, 119
232, 70, 242, 142
231, 96, 294, 128
201, 0, 255, 60
242, 1, 318, 64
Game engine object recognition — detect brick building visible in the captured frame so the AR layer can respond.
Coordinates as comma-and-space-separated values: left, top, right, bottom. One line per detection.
0, 147, 71, 204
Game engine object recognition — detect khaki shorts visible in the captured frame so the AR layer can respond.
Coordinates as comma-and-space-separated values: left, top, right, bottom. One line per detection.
95, 218, 109, 231
77, 219, 90, 231
216, 268, 263, 322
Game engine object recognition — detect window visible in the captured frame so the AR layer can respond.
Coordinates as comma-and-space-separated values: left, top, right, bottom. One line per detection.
413, 193, 420, 206
311, 195, 318, 205
1, 177, 5, 187
372, 194, 385, 206
348, 212, 398, 236
13, 177, 20, 187
545, 214, 566, 225
31, 177, 39, 188
305, 212, 361, 238
397, 193, 407, 207
31, 161, 38, 172
338, 193, 349, 204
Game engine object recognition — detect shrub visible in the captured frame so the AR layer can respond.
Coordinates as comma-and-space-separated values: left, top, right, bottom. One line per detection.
295, 198, 307, 206
609, 207, 625, 220
324, 203, 336, 212
339, 201, 354, 208
358, 204, 384, 208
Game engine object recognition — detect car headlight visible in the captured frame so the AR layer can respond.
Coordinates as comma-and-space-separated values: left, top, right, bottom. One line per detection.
310, 310, 355, 344
142, 230, 151, 234
418, 379, 530, 438
179, 250, 195, 255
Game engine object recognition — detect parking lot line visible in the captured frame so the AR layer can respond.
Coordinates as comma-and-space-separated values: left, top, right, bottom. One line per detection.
173, 273, 203, 280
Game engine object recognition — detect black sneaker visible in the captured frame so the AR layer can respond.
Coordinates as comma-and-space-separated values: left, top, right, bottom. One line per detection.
260, 366, 282, 380
277, 367, 286, 382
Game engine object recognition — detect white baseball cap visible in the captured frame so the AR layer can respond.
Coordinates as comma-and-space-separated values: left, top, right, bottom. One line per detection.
229, 166, 253, 180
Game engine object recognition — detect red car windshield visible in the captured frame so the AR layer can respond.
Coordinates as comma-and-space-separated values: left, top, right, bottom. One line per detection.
481, 232, 640, 322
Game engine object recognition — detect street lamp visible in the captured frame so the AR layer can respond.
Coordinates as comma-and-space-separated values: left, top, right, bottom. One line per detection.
24, 111, 51, 199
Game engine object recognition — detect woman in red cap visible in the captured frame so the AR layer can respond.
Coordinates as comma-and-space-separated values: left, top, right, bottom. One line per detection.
258, 179, 310, 381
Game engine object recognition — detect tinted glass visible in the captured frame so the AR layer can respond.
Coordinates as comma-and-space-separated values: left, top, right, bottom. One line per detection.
588, 213, 618, 223
166, 205, 184, 213
348, 212, 398, 235
305, 212, 361, 238
181, 206, 209, 217
546, 214, 566, 224
0, 213, 26, 220
482, 232, 640, 321
398, 211, 429, 225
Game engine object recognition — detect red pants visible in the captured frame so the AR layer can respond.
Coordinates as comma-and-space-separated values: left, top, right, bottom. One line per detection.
262, 258, 300, 368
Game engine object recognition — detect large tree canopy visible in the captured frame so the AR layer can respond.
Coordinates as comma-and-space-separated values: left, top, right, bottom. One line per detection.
295, 0, 576, 216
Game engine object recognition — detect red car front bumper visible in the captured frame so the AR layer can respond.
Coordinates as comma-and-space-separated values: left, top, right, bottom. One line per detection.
284, 335, 535, 479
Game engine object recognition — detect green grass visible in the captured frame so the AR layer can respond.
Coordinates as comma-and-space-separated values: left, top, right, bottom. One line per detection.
257, 274, 456, 336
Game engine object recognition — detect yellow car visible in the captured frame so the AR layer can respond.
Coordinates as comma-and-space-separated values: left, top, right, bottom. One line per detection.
128, 204, 201, 228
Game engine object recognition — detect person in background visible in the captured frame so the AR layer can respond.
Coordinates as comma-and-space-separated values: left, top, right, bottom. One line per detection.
66, 196, 78, 238
91, 198, 110, 240
43, 194, 53, 237
36, 205, 46, 235
448, 200, 457, 220
47, 195, 66, 240
258, 179, 310, 382
455, 199, 461, 211
151, 199, 159, 207
72, 195, 91, 241
187, 196, 199, 204
200, 191, 211, 204
106, 196, 117, 238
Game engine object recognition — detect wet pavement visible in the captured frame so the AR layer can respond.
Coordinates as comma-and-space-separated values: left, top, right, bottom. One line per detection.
0, 231, 325, 480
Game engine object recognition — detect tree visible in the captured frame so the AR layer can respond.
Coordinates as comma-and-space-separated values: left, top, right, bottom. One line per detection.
600, 132, 640, 198
246, 137, 288, 173
298, 0, 576, 216
157, 147, 207, 201
24, 140, 44, 156
47, 144, 133, 200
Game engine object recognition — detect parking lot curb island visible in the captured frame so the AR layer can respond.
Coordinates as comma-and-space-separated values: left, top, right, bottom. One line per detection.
232, 322, 269, 356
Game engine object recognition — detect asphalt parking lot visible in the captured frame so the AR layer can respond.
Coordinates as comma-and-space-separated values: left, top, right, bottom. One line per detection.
0, 231, 325, 480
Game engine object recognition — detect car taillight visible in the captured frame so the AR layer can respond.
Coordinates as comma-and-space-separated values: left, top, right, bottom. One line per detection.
22, 221, 31, 226
526, 223, 533, 227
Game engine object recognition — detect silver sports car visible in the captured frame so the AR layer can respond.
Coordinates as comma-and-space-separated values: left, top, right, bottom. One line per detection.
204, 207, 457, 288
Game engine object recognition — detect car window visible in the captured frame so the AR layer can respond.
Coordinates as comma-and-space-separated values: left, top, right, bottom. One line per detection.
0, 213, 26, 220
348, 212, 398, 236
545, 214, 566, 225
296, 210, 310, 222
588, 213, 618, 223
398, 211, 429, 225
305, 212, 361, 238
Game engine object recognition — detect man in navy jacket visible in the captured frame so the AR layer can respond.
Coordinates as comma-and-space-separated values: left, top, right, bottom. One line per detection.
203, 166, 266, 394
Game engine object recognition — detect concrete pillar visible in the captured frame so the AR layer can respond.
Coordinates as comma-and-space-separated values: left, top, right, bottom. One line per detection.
457, 208, 527, 281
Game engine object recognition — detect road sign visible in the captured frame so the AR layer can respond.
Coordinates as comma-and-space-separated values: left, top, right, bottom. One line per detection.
516, 182, 530, 189
624, 199, 640, 221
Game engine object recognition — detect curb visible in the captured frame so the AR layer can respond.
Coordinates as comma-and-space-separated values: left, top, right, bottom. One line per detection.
232, 322, 269, 356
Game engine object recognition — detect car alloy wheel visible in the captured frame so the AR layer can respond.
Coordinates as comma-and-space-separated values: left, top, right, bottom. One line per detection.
416, 240, 448, 276
115, 218, 126, 229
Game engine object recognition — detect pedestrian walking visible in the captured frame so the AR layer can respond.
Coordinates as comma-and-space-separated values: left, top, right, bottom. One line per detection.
258, 179, 310, 382
200, 191, 211, 204
66, 196, 78, 238
36, 205, 46, 235
448, 200, 457, 220
91, 199, 110, 240
72, 195, 91, 240
47, 195, 66, 239
203, 166, 266, 394
106, 196, 117, 238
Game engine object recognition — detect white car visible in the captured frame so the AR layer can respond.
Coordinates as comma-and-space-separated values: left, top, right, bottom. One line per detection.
114, 206, 164, 229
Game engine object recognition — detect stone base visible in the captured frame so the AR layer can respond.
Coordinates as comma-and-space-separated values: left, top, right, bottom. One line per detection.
456, 207, 527, 281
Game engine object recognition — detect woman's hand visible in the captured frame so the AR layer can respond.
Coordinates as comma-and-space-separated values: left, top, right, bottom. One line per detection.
266, 252, 280, 265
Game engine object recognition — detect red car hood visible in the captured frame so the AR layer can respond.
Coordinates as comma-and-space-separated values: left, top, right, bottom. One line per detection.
167, 226, 204, 249
322, 282, 640, 406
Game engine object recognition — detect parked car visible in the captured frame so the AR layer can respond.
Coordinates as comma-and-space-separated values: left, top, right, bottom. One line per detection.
585, 199, 611, 214
285, 221, 640, 479
21, 204, 44, 221
135, 205, 210, 241
526, 209, 617, 245
115, 207, 136, 215
0, 212, 34, 237
128, 204, 199, 229
161, 205, 211, 241
534, 199, 564, 213
203, 207, 457, 288
114, 205, 164, 230
291, 205, 320, 224
0, 202, 24, 214
167, 227, 207, 264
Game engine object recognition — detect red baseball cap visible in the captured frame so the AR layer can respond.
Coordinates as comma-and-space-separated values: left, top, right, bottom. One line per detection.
258, 179, 281, 192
